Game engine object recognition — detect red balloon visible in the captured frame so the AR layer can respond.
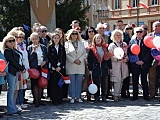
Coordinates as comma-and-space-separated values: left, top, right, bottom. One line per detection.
0, 59, 6, 72
131, 44, 140, 55
28, 68, 40, 79
144, 36, 155, 48
38, 76, 48, 88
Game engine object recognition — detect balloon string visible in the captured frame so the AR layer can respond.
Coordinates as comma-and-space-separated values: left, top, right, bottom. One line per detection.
57, 71, 63, 76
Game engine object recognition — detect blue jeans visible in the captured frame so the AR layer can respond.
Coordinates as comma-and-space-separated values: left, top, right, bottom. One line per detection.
16, 89, 24, 105
69, 74, 83, 99
7, 72, 18, 114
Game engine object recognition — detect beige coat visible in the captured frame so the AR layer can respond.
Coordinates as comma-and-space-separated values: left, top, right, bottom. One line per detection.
108, 42, 129, 82
65, 40, 86, 75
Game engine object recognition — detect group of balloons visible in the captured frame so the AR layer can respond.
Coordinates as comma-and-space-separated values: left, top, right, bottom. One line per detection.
0, 59, 48, 88
144, 36, 160, 64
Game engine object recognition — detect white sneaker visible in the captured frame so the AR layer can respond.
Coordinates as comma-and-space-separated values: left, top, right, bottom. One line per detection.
16, 105, 22, 111
77, 99, 83, 103
70, 99, 75, 104
21, 104, 28, 109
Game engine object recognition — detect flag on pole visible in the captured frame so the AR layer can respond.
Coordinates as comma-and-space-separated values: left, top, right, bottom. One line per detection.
139, 1, 149, 9
126, 5, 133, 9
22, 24, 30, 31
23, 80, 27, 89
41, 68, 48, 78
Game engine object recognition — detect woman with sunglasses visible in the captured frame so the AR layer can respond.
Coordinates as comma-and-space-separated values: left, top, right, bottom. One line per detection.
65, 29, 86, 103
82, 27, 97, 101
2, 35, 25, 115
47, 32, 66, 105
15, 31, 30, 111
124, 25, 134, 39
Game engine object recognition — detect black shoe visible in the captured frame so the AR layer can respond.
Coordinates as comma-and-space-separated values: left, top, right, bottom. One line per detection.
131, 97, 138, 101
94, 97, 100, 103
7, 111, 21, 116
144, 98, 151, 101
39, 102, 46, 106
102, 96, 107, 103
24, 98, 28, 101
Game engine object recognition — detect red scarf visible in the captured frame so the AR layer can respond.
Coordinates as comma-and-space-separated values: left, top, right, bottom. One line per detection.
89, 44, 114, 63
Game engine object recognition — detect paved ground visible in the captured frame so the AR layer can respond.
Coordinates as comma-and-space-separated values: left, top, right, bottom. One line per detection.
0, 89, 160, 120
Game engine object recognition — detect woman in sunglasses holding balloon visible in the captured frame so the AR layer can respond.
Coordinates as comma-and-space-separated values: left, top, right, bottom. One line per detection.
2, 35, 25, 115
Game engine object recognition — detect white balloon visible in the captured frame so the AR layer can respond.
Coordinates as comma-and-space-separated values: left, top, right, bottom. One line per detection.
22, 70, 29, 80
114, 47, 124, 59
88, 83, 98, 94
153, 36, 160, 48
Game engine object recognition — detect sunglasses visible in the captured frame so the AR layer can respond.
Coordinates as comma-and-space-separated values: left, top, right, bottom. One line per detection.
136, 31, 143, 33
71, 33, 78, 35
88, 30, 94, 33
126, 28, 133, 30
6, 39, 15, 43
17, 36, 24, 39
143, 28, 148, 30
41, 30, 47, 33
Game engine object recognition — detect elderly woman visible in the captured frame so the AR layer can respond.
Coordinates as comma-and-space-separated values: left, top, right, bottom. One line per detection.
87, 34, 112, 103
27, 32, 48, 107
2, 35, 25, 115
15, 31, 29, 110
65, 29, 86, 103
108, 29, 129, 102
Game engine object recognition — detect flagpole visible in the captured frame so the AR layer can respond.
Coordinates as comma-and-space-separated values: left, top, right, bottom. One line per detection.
137, 0, 139, 27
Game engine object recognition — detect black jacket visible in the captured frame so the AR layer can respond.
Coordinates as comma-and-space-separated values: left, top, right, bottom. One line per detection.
128, 37, 151, 69
4, 48, 25, 76
48, 44, 66, 71
27, 44, 48, 69
87, 48, 112, 77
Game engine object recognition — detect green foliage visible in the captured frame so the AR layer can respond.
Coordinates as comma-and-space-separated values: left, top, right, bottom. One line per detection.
0, 0, 30, 40
55, 0, 89, 32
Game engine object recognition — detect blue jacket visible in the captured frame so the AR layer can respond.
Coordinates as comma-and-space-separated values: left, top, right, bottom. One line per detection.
0, 51, 8, 85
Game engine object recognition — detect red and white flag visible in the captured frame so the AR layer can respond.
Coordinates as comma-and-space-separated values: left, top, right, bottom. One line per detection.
23, 80, 27, 89
41, 68, 48, 78
126, 5, 133, 9
139, 1, 149, 9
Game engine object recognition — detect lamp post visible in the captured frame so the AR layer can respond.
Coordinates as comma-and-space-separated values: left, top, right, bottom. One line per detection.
136, 0, 139, 27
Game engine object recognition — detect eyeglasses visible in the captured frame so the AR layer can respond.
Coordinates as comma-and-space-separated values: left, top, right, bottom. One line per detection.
6, 39, 15, 43
143, 28, 148, 30
17, 36, 24, 39
88, 30, 94, 33
126, 28, 133, 30
136, 31, 143, 33
71, 33, 78, 35
41, 30, 47, 33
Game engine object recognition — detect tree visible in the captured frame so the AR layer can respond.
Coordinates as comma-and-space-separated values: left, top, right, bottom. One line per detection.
0, 0, 30, 40
55, 0, 89, 32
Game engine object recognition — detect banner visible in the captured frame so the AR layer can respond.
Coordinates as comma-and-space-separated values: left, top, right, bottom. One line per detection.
29, 0, 56, 25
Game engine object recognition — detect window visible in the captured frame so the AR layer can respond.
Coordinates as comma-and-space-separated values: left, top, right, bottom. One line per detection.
152, 0, 157, 5
115, 0, 120, 9
93, 4, 96, 11
133, 0, 137, 7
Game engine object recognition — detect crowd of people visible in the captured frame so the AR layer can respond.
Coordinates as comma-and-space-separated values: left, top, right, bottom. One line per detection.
0, 19, 160, 116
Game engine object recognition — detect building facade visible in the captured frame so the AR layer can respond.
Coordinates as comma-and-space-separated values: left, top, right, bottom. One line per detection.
88, 0, 160, 32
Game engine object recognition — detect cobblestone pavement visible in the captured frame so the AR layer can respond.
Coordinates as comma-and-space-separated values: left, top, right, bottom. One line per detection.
0, 89, 160, 120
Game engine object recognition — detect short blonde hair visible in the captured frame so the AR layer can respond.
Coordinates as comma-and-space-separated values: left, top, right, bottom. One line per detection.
30, 32, 39, 41
92, 34, 105, 46
2, 35, 17, 51
17, 31, 25, 37
66, 29, 82, 41
7, 29, 18, 38
111, 29, 123, 42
